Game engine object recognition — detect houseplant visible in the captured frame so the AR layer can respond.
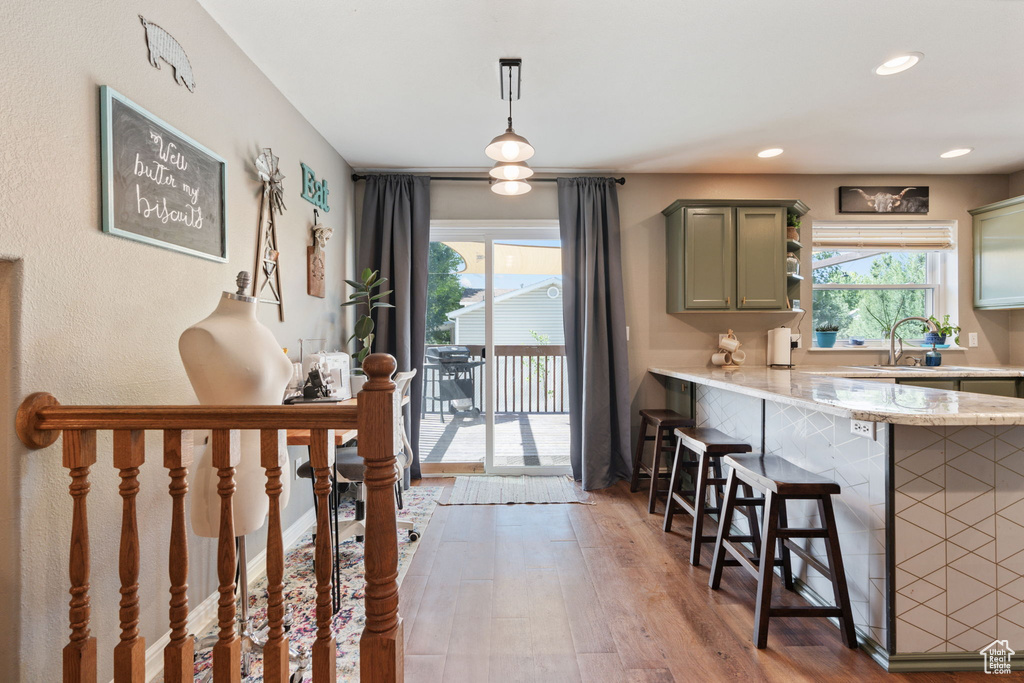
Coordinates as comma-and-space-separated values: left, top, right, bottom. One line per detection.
343, 268, 393, 392
926, 314, 961, 346
815, 322, 840, 348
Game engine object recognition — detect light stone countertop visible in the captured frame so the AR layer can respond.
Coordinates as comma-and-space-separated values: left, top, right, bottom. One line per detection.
648, 366, 1024, 426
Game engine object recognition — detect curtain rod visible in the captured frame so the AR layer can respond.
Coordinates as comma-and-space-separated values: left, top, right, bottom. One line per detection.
351, 173, 625, 185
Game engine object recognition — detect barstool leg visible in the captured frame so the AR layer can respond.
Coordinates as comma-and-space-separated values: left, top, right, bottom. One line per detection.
818, 496, 858, 648
630, 416, 649, 493
740, 483, 762, 559
689, 450, 712, 565
753, 490, 781, 649
663, 439, 685, 532
708, 468, 740, 589
777, 498, 794, 590
648, 425, 668, 514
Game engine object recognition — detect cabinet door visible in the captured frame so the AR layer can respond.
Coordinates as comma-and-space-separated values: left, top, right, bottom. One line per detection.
960, 379, 1018, 397
736, 207, 786, 309
684, 207, 734, 309
974, 201, 1024, 308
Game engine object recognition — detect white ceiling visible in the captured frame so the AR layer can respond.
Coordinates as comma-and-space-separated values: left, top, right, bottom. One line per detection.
197, 0, 1024, 175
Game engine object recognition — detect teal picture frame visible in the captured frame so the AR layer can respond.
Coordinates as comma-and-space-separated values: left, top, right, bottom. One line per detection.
100, 85, 228, 262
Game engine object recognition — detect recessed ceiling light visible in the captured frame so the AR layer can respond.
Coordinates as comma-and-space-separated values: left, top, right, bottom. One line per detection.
875, 52, 923, 75
757, 148, 784, 158
940, 148, 973, 159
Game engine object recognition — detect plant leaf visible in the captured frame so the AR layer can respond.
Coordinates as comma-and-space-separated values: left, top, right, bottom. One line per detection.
344, 279, 364, 290
361, 267, 373, 282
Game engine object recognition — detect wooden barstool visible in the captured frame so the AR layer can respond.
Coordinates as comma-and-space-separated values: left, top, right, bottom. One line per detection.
709, 453, 858, 650
663, 427, 757, 566
629, 409, 694, 514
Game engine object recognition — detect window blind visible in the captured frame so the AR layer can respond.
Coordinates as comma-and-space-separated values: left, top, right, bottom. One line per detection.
812, 223, 955, 251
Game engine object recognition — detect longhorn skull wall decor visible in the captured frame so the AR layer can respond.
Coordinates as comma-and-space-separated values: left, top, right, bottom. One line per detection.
838, 186, 929, 214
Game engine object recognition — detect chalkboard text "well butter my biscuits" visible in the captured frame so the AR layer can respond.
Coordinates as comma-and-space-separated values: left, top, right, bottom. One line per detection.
133, 130, 204, 229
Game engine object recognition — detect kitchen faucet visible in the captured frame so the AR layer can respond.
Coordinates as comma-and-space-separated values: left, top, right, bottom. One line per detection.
888, 316, 940, 366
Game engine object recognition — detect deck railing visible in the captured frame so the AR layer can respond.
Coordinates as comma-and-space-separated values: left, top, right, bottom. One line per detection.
422, 344, 569, 415
15, 354, 402, 683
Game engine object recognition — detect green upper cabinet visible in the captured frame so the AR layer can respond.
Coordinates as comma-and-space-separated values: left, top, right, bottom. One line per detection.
736, 207, 786, 309
683, 207, 734, 309
663, 199, 807, 313
972, 195, 1024, 309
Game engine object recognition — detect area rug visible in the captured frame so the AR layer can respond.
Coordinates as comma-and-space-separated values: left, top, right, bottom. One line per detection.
445, 475, 592, 505
190, 486, 442, 682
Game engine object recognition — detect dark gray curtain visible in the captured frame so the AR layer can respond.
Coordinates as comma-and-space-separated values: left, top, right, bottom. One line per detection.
357, 174, 430, 479
557, 177, 631, 490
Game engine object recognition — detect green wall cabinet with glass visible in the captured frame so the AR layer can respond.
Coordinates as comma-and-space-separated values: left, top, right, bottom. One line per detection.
971, 194, 1024, 309
664, 199, 808, 313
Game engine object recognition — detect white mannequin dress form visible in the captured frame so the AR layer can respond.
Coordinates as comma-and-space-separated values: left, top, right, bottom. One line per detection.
180, 272, 294, 538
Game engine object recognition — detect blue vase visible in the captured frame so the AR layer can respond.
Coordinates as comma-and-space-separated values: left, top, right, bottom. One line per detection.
924, 332, 947, 345
815, 331, 838, 348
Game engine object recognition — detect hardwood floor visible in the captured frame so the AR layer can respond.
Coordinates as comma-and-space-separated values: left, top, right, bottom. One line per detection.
404, 478, 990, 682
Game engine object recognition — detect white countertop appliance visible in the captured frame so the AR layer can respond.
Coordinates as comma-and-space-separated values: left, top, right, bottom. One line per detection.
767, 326, 796, 367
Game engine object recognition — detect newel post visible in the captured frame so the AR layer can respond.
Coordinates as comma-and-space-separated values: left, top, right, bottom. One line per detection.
358, 354, 403, 683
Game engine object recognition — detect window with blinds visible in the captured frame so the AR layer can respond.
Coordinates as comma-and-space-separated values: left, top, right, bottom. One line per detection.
810, 221, 957, 346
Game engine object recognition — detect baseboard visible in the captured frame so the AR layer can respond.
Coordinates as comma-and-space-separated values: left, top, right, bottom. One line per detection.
138, 506, 318, 683
791, 578, 1021, 673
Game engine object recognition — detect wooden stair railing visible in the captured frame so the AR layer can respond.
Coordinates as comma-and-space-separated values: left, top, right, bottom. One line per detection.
15, 353, 403, 683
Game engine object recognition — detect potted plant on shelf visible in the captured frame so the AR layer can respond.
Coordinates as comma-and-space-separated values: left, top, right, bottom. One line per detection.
815, 322, 840, 348
343, 268, 393, 393
926, 314, 961, 346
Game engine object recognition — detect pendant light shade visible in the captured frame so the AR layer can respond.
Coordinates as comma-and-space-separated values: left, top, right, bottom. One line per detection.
491, 179, 532, 196
485, 128, 535, 162
489, 160, 534, 181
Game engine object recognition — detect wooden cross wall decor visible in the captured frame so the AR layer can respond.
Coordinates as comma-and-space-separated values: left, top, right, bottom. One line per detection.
252, 148, 286, 321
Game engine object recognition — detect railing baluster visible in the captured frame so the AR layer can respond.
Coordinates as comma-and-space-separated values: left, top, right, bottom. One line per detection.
309, 428, 336, 682
261, 429, 290, 683
212, 429, 241, 682
162, 430, 193, 683
113, 430, 145, 682
63, 429, 98, 683
359, 355, 403, 683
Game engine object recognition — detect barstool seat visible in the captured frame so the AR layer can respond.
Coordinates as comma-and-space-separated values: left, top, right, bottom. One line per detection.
630, 409, 694, 514
709, 454, 857, 650
663, 427, 754, 566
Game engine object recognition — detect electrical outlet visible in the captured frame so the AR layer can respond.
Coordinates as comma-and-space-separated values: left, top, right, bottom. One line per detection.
791, 333, 802, 349
968, 332, 979, 347
851, 420, 877, 440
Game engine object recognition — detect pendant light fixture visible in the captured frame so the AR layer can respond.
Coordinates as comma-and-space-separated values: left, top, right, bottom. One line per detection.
485, 59, 534, 164
489, 160, 534, 181
491, 179, 532, 196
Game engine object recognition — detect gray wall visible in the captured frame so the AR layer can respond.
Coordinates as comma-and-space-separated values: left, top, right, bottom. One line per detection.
0, 0, 355, 679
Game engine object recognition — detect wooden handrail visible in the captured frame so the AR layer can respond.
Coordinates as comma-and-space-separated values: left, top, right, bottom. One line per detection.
16, 353, 402, 683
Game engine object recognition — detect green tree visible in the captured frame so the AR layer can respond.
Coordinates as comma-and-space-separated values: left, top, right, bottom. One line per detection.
426, 243, 466, 344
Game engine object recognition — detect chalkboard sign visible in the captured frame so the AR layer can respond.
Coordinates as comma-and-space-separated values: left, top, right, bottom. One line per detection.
100, 86, 227, 261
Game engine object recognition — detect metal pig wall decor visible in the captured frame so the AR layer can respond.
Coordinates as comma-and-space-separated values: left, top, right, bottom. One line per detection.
140, 15, 196, 92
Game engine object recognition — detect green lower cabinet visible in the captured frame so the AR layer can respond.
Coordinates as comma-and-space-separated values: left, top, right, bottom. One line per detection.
960, 379, 1018, 397
897, 377, 1021, 397
898, 379, 959, 391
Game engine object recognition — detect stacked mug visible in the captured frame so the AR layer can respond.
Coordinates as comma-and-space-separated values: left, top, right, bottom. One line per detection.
712, 329, 746, 368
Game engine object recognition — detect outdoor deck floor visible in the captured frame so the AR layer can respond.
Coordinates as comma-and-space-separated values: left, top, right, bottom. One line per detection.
418, 411, 570, 467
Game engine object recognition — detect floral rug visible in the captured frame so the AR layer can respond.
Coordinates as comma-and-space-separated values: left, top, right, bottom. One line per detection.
191, 486, 441, 681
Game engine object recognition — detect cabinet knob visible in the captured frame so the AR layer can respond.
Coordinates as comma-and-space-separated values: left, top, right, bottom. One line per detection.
742, 296, 747, 305
726, 296, 730, 306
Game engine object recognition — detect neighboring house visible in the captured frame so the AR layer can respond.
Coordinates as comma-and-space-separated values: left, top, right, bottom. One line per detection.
448, 276, 565, 345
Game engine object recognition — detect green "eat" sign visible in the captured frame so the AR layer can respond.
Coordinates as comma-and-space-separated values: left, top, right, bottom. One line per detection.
300, 162, 330, 212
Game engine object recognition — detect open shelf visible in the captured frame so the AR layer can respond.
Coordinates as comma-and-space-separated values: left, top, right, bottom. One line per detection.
787, 239, 803, 250
787, 274, 804, 282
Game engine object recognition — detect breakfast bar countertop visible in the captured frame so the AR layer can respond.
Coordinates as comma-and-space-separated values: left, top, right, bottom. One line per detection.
648, 365, 1024, 426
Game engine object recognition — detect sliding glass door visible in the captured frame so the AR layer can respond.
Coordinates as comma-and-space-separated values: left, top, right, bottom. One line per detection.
419, 222, 571, 476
